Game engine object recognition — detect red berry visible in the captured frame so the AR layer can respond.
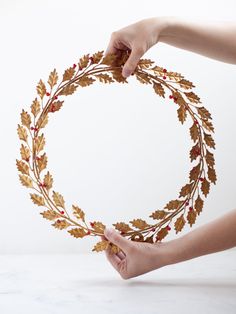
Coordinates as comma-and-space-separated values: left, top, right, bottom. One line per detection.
73, 63, 77, 68
60, 211, 65, 215
120, 231, 125, 235
57, 219, 61, 223
46, 92, 50, 96
163, 76, 167, 80
90, 222, 94, 227
167, 225, 171, 231
87, 230, 91, 235
36, 156, 40, 161
169, 95, 173, 99
194, 120, 199, 125
200, 177, 204, 182
189, 207, 193, 211
151, 228, 156, 232
79, 66, 82, 71
26, 158, 30, 162
54, 95, 58, 100
163, 69, 167, 73
89, 57, 94, 64
30, 127, 34, 130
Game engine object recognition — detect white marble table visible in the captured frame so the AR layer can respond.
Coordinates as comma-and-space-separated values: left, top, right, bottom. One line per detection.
0, 249, 235, 314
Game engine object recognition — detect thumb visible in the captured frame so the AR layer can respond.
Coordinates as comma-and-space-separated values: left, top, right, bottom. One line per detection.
104, 227, 131, 252
122, 46, 144, 78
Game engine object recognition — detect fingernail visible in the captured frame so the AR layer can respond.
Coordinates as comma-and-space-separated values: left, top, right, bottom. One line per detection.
122, 69, 131, 78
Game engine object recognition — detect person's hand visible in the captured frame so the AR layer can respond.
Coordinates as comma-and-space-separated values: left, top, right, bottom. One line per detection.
105, 17, 168, 78
101, 227, 169, 280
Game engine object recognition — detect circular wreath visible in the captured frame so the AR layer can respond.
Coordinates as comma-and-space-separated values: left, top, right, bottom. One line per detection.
16, 50, 217, 253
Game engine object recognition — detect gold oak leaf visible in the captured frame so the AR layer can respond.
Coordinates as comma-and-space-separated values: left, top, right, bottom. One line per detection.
76, 77, 95, 87
52, 191, 65, 209
17, 124, 28, 142
153, 82, 165, 97
189, 163, 201, 182
30, 193, 45, 206
189, 123, 199, 142
21, 109, 31, 129
174, 214, 186, 233
205, 149, 215, 168
112, 222, 133, 233
177, 105, 187, 124
135, 72, 151, 84
92, 51, 104, 64
43, 171, 53, 191
202, 119, 214, 133
129, 219, 150, 229
204, 132, 216, 149
36, 114, 48, 129
20, 144, 30, 161
72, 205, 85, 222
92, 221, 106, 233
95, 73, 114, 84
16, 159, 29, 175
189, 143, 200, 162
58, 84, 78, 95
48, 69, 58, 89
179, 183, 193, 198
149, 210, 168, 220
201, 178, 210, 197
156, 227, 169, 241
36, 152, 47, 173
109, 244, 121, 253
100, 53, 117, 66
31, 98, 41, 118
145, 235, 154, 244
195, 195, 204, 215
164, 199, 183, 210
36, 79, 46, 99
79, 54, 90, 69
207, 166, 217, 184
137, 59, 154, 69
40, 210, 60, 221
187, 210, 197, 227
112, 69, 128, 83
68, 228, 87, 238
178, 79, 195, 90
48, 100, 64, 113
34, 134, 45, 154
52, 219, 71, 230
62, 67, 76, 82
184, 92, 201, 104
92, 240, 110, 252
166, 71, 184, 81
197, 107, 212, 120
19, 174, 33, 188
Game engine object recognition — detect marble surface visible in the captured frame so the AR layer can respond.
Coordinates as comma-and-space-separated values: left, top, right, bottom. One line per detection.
0, 249, 236, 314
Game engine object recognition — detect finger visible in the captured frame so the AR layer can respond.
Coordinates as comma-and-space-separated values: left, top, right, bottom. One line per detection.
104, 228, 132, 253
116, 250, 126, 260
105, 247, 122, 272
122, 46, 144, 78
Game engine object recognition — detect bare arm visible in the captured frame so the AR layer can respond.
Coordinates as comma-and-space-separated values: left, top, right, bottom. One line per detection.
105, 17, 236, 77
103, 208, 236, 279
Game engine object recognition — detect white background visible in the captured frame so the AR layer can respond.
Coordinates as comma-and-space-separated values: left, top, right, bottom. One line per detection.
0, 0, 235, 254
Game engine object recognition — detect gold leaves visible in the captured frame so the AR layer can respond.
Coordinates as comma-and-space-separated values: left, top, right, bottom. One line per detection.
174, 214, 186, 233
164, 199, 183, 210
189, 163, 201, 182
195, 195, 204, 215
137, 59, 154, 69
36, 113, 48, 129
205, 149, 215, 168
21, 109, 31, 129
197, 107, 212, 120
31, 98, 41, 118
30, 193, 45, 206
135, 72, 151, 84
111, 68, 127, 83
79, 54, 90, 69
178, 79, 195, 90
190, 143, 200, 162
149, 210, 168, 220
48, 69, 58, 89
34, 134, 45, 154
62, 67, 76, 82
48, 100, 64, 113
156, 226, 169, 241
112, 222, 133, 233
187, 210, 197, 227
36, 79, 46, 99
201, 178, 210, 197
52, 219, 71, 230
92, 240, 110, 252
20, 144, 30, 161
101, 53, 117, 66
43, 171, 53, 191
202, 119, 214, 133
52, 191, 65, 209
95, 73, 114, 84
189, 122, 199, 142
17, 124, 28, 142
36, 152, 47, 173
153, 82, 165, 97
59, 84, 78, 95
19, 174, 33, 188
184, 92, 201, 104
16, 159, 29, 175
91, 221, 106, 233
72, 205, 85, 222
177, 105, 187, 124
68, 227, 87, 238
76, 77, 95, 87
40, 210, 60, 221
129, 219, 150, 229
204, 132, 215, 149
179, 183, 193, 198
92, 51, 104, 64
207, 166, 217, 184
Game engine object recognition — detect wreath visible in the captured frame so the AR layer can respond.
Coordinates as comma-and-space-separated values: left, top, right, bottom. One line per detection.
16, 50, 217, 253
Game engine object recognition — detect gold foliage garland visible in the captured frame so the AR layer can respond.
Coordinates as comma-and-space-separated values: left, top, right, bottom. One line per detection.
16, 50, 217, 253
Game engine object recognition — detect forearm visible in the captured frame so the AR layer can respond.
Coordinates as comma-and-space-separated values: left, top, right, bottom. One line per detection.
163, 208, 236, 266
157, 17, 236, 64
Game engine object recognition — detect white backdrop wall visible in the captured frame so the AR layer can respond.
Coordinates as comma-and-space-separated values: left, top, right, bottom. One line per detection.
0, 0, 235, 254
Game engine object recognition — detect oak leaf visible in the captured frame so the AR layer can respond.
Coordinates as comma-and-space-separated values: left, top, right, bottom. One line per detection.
31, 98, 41, 118
189, 123, 199, 142
52, 191, 65, 209
20, 144, 30, 161
112, 222, 133, 233
177, 105, 187, 124
92, 221, 106, 233
178, 79, 195, 90
36, 79, 46, 99
34, 134, 45, 154
72, 205, 85, 222
187, 210, 197, 227
92, 51, 104, 64
16, 159, 29, 175
17, 124, 28, 142
195, 195, 204, 215
149, 210, 168, 220
52, 219, 71, 230
62, 67, 75, 82
189, 163, 201, 182
36, 114, 48, 129
43, 171, 53, 191
76, 77, 95, 87
59, 84, 78, 95
205, 149, 215, 167
201, 178, 210, 197
48, 69, 58, 89
36, 152, 47, 173
156, 227, 169, 241
164, 199, 183, 210
174, 214, 186, 233
129, 219, 150, 229
19, 174, 33, 188
68, 228, 87, 238
204, 132, 215, 149
197, 107, 212, 120
95, 73, 114, 83
184, 92, 201, 104
40, 210, 60, 221
21, 109, 31, 129
153, 82, 165, 97
79, 54, 90, 69
30, 193, 45, 206
92, 240, 110, 252
179, 183, 193, 198
207, 166, 217, 184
